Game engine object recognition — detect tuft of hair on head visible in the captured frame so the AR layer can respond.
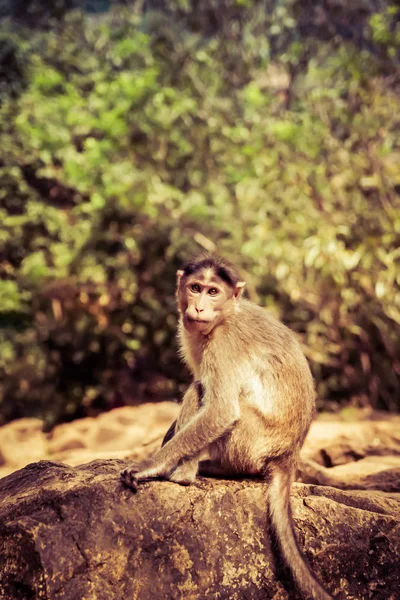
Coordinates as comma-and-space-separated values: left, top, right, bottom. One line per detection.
181, 253, 241, 288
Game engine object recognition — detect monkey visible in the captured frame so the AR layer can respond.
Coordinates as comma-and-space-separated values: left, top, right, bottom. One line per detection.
121, 254, 332, 600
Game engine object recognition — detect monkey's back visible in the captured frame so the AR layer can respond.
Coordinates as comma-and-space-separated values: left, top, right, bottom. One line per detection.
223, 300, 316, 443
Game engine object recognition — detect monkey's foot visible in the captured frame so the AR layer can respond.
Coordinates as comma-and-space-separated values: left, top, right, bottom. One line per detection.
169, 462, 198, 486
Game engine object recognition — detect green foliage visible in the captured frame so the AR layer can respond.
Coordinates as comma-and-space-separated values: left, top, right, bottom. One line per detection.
0, 1, 400, 425
369, 5, 400, 59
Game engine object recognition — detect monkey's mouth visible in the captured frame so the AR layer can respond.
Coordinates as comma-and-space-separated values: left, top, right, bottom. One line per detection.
186, 317, 210, 324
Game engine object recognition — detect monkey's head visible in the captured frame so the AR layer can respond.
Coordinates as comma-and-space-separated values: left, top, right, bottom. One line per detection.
176, 255, 245, 334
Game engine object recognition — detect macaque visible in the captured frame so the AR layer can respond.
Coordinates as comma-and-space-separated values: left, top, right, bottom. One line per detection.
121, 255, 332, 600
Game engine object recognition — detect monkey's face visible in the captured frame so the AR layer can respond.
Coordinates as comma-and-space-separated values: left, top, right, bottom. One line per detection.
177, 268, 244, 334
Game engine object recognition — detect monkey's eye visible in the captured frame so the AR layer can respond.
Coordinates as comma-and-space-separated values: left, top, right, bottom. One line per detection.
190, 284, 201, 293
208, 288, 219, 296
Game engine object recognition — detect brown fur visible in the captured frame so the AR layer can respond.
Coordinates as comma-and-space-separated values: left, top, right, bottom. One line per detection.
121, 255, 332, 600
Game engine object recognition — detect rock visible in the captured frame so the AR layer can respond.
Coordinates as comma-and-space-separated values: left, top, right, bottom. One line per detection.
0, 460, 399, 600
48, 403, 180, 455
299, 416, 400, 493
0, 402, 180, 479
302, 417, 400, 467
0, 418, 48, 469
1, 407, 399, 598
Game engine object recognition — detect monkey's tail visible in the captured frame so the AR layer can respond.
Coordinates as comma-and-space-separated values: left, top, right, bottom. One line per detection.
267, 466, 333, 600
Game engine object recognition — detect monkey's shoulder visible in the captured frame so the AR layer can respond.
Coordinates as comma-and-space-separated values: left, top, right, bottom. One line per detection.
234, 300, 298, 344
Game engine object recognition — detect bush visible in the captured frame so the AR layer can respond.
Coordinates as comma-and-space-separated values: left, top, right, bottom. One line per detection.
0, 1, 399, 426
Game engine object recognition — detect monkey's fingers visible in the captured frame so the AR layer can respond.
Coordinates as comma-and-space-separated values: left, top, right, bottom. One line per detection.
120, 468, 140, 491
120, 460, 159, 489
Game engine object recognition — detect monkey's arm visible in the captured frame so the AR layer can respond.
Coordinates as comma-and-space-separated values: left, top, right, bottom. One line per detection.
162, 380, 202, 447
121, 374, 240, 490
162, 381, 203, 484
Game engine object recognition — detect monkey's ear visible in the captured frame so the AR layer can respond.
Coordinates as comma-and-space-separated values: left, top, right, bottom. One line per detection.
234, 281, 246, 299
176, 270, 184, 286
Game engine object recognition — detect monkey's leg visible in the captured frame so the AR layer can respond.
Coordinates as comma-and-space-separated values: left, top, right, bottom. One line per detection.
168, 382, 203, 485
121, 382, 201, 488
191, 407, 277, 481
208, 406, 290, 477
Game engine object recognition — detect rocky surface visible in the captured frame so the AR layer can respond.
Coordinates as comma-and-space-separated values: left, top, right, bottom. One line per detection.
299, 414, 400, 492
0, 459, 399, 600
0, 407, 399, 599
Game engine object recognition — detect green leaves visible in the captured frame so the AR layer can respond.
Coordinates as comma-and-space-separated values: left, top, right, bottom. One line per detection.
0, 1, 399, 424
20, 251, 49, 281
0, 281, 30, 312
369, 5, 400, 58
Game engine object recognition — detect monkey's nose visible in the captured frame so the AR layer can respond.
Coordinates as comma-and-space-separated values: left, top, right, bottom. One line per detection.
196, 307, 204, 313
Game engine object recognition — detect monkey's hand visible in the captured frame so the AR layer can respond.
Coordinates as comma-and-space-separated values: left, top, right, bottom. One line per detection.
120, 457, 199, 491
120, 458, 174, 492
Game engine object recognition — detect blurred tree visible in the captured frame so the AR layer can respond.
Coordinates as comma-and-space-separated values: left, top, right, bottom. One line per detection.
0, 1, 399, 426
